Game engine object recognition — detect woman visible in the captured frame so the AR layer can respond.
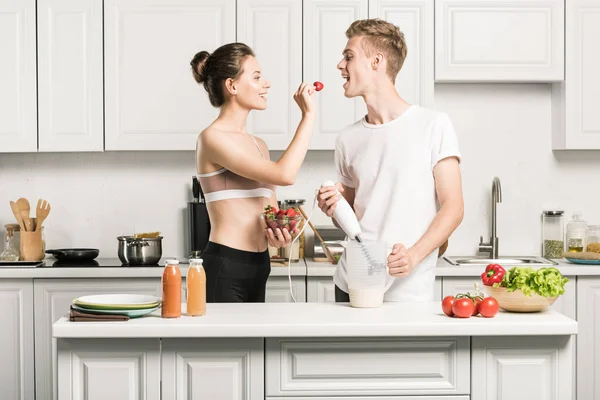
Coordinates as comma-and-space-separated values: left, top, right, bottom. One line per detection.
191, 42, 316, 303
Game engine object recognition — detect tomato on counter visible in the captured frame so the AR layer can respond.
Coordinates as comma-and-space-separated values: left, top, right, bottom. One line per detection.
441, 292, 499, 319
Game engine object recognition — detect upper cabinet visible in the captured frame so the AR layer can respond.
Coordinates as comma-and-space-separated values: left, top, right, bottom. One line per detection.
37, 0, 104, 152
104, 0, 235, 151
304, 0, 368, 150
370, 0, 434, 108
237, 0, 302, 151
435, 0, 565, 82
552, 0, 600, 150
0, 0, 37, 152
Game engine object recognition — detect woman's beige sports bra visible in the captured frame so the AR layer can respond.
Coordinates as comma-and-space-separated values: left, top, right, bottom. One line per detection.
197, 134, 274, 203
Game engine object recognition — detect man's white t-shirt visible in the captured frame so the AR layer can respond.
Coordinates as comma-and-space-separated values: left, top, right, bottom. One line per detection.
334, 105, 461, 302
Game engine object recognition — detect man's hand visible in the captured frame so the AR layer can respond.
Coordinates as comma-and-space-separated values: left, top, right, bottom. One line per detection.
387, 243, 416, 277
317, 182, 345, 217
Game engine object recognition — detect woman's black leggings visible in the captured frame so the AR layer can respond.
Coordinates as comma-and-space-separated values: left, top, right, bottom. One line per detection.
201, 241, 271, 303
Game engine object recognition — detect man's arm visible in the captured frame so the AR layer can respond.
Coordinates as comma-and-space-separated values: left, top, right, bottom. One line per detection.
410, 157, 464, 264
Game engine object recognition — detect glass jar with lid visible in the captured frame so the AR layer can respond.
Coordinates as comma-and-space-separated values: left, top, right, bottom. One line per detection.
587, 225, 600, 253
566, 212, 588, 252
1, 224, 20, 262
542, 211, 564, 259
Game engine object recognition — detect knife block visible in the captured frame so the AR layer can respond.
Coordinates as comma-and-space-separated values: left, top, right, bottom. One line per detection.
20, 230, 44, 261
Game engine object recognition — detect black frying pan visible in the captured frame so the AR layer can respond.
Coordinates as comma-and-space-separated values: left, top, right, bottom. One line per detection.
46, 248, 99, 262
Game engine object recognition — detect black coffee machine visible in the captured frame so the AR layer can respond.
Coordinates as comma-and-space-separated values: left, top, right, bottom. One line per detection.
188, 176, 210, 258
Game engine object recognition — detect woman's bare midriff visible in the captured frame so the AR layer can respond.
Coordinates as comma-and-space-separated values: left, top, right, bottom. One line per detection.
206, 196, 272, 253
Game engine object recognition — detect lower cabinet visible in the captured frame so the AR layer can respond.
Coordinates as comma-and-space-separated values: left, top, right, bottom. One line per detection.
33, 278, 162, 400
0, 279, 34, 400
265, 337, 471, 397
576, 277, 600, 400
161, 338, 264, 399
56, 338, 160, 400
266, 276, 306, 302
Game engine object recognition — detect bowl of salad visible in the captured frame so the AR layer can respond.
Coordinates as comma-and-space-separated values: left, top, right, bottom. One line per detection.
481, 265, 569, 312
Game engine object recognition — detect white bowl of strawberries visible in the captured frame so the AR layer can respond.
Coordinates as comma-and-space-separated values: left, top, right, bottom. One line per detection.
262, 205, 303, 233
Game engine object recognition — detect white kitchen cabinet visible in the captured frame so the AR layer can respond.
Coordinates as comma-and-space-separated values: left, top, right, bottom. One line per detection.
303, 0, 368, 150
369, 0, 434, 108
576, 277, 600, 400
307, 276, 336, 302
37, 0, 103, 152
33, 278, 161, 400
552, 0, 600, 150
57, 339, 160, 400
472, 335, 574, 400
435, 0, 564, 82
266, 337, 470, 396
162, 338, 264, 400
0, 0, 37, 152
237, 0, 302, 151
0, 280, 34, 400
442, 276, 576, 320
266, 276, 306, 302
104, 0, 235, 151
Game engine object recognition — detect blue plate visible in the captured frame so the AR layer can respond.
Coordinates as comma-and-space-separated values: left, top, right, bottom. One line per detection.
565, 258, 600, 265
72, 304, 160, 318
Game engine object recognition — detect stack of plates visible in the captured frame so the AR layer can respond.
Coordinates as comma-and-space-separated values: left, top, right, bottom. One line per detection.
72, 294, 161, 318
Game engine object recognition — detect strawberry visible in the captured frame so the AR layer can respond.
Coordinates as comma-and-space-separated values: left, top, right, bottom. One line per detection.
285, 208, 297, 217
313, 81, 324, 91
289, 219, 297, 231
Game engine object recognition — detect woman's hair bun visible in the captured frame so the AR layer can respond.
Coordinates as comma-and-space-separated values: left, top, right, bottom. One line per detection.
190, 51, 211, 84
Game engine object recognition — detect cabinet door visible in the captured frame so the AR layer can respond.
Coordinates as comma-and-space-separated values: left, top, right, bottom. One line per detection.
0, 0, 37, 152
104, 0, 235, 150
0, 280, 34, 400
162, 338, 264, 400
576, 277, 600, 400
307, 276, 335, 302
304, 0, 368, 150
37, 0, 103, 152
435, 0, 564, 82
34, 278, 161, 400
57, 339, 160, 400
472, 335, 574, 400
552, 0, 600, 150
369, 0, 434, 108
238, 0, 302, 150
266, 276, 306, 302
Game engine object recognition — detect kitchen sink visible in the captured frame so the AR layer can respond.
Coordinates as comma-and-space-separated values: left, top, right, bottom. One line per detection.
444, 256, 558, 267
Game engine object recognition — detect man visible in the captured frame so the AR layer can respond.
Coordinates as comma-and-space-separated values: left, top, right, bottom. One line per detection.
318, 19, 464, 302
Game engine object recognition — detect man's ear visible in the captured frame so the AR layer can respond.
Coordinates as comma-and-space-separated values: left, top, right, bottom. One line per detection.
225, 78, 237, 95
372, 52, 384, 70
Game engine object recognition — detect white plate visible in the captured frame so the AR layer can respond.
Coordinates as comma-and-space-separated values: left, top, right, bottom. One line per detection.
73, 294, 161, 310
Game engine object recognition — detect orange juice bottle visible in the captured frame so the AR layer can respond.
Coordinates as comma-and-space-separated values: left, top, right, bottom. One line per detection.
161, 259, 181, 318
187, 258, 206, 316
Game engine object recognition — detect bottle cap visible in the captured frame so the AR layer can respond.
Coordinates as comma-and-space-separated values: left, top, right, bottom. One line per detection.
188, 258, 203, 264
543, 210, 564, 216
165, 258, 179, 265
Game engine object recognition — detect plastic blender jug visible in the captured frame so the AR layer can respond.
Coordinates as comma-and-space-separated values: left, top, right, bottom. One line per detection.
344, 240, 393, 308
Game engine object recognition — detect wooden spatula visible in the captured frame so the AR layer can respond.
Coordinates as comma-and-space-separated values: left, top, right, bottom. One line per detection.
35, 199, 51, 231
16, 198, 34, 231
9, 201, 26, 231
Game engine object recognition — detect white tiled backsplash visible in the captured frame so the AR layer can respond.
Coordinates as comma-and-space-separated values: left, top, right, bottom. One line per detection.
1, 83, 599, 259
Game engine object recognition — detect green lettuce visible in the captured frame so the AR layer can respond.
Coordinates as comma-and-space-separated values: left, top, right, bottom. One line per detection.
495, 266, 569, 297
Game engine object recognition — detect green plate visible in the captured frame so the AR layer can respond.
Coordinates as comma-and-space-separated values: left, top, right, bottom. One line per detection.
71, 304, 160, 318
73, 294, 161, 310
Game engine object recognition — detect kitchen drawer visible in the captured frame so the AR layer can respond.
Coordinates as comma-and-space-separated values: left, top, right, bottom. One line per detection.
266, 337, 470, 397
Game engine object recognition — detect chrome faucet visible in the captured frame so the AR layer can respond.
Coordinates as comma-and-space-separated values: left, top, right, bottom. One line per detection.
479, 177, 502, 259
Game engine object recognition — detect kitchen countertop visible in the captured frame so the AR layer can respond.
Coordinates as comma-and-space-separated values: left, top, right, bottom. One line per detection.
0, 257, 307, 278
53, 302, 577, 339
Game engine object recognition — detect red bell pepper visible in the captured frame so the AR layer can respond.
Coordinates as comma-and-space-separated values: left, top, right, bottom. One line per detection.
481, 264, 506, 286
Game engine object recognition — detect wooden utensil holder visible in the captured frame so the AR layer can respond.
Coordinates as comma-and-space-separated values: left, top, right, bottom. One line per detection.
20, 230, 44, 261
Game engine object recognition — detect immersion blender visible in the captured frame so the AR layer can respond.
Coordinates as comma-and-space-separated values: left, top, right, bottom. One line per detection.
321, 180, 362, 242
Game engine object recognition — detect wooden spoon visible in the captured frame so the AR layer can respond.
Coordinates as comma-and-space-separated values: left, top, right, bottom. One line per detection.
35, 199, 51, 231
17, 198, 33, 231
9, 201, 26, 231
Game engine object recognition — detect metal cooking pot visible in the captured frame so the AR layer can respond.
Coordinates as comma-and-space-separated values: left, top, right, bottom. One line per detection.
117, 236, 162, 265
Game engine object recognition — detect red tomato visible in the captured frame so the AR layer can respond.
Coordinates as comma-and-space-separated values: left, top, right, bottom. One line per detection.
477, 297, 499, 318
452, 298, 475, 318
313, 81, 324, 91
472, 297, 482, 316
441, 295, 455, 317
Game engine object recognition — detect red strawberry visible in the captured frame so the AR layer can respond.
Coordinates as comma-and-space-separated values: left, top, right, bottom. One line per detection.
289, 220, 297, 231
267, 221, 278, 231
285, 208, 297, 217
313, 81, 324, 91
